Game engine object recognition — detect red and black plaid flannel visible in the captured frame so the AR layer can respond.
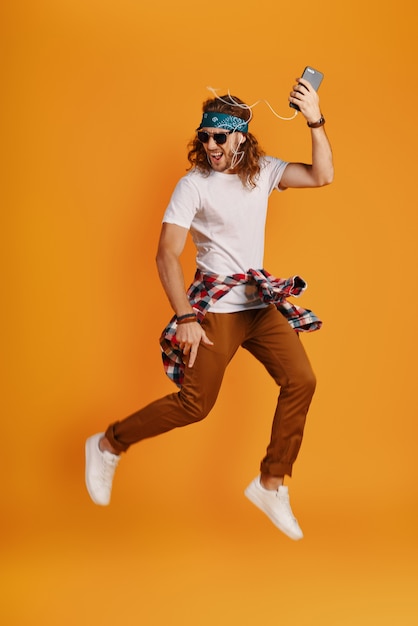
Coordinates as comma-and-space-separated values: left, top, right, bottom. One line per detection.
160, 268, 322, 387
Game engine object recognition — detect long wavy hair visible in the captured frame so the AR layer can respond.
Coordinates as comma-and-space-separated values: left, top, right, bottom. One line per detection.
187, 95, 265, 188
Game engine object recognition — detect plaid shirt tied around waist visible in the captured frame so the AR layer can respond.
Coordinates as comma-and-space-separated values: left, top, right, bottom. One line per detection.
160, 268, 322, 387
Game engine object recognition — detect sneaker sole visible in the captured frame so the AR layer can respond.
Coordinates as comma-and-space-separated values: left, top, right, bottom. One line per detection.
85, 436, 110, 506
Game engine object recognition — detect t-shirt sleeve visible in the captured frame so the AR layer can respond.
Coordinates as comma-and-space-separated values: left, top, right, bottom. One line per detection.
162, 175, 200, 229
264, 156, 289, 193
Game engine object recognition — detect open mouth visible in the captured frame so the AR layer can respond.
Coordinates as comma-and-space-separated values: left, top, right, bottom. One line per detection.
209, 151, 223, 162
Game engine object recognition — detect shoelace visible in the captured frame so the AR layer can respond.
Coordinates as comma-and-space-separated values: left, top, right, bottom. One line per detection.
100, 452, 119, 482
276, 491, 297, 522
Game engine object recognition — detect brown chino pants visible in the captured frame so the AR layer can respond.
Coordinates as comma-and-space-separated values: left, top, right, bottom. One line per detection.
105, 305, 316, 477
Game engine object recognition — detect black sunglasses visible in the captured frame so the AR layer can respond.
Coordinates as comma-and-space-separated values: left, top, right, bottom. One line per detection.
197, 130, 234, 145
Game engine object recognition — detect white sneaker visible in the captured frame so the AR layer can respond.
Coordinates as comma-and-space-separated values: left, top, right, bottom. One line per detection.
85, 433, 120, 506
244, 476, 304, 540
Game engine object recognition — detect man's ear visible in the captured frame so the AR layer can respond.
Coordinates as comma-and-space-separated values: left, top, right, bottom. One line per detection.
238, 133, 247, 145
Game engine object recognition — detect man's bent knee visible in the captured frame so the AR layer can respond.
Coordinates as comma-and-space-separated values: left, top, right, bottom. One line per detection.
178, 391, 214, 424
284, 367, 316, 397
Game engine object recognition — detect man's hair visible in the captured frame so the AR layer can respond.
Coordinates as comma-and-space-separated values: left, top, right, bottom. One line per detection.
187, 95, 265, 188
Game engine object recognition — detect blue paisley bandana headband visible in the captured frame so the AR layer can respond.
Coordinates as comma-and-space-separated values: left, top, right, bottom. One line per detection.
197, 111, 249, 133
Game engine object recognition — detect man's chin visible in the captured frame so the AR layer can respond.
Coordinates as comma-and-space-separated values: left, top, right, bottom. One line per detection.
210, 157, 233, 173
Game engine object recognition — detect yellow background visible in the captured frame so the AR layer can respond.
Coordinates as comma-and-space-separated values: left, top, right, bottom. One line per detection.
2, 0, 417, 624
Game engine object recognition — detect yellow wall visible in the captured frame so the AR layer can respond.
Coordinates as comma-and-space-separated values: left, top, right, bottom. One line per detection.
2, 1, 417, 624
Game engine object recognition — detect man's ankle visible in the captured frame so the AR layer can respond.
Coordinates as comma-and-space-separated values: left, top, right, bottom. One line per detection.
260, 473, 284, 491
99, 436, 120, 455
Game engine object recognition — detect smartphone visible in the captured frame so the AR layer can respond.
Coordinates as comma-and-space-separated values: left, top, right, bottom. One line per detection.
289, 66, 324, 110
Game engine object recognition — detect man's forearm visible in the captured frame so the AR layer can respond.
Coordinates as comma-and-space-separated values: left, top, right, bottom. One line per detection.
156, 252, 194, 317
311, 126, 334, 186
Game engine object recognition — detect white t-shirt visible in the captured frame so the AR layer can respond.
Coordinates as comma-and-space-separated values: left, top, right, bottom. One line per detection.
162, 156, 288, 312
